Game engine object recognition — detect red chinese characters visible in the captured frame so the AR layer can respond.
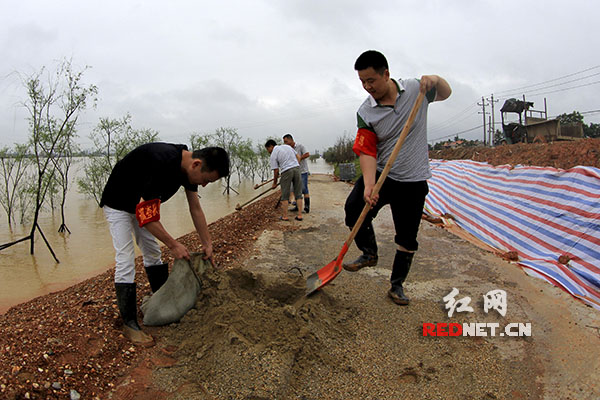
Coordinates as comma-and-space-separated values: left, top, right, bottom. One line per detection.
135, 199, 161, 227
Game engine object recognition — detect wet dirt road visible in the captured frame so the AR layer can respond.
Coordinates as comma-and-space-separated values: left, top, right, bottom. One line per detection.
146, 174, 599, 399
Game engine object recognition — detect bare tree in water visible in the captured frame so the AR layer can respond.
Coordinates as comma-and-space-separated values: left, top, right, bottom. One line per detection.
237, 138, 258, 183
210, 127, 242, 195
53, 137, 79, 234
189, 130, 277, 193
78, 114, 160, 205
0, 59, 97, 262
0, 144, 33, 227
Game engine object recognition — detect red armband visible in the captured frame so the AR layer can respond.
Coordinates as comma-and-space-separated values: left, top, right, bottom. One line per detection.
352, 128, 378, 157
135, 199, 161, 227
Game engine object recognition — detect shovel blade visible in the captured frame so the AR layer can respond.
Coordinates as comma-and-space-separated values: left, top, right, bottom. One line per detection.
305, 243, 348, 296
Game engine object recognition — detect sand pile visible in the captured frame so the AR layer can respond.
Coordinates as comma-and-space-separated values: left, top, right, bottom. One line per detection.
153, 267, 357, 399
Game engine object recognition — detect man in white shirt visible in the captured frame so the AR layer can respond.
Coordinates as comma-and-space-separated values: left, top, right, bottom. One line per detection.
283, 133, 311, 213
265, 139, 303, 221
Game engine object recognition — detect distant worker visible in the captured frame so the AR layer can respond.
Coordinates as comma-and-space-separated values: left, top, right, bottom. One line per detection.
265, 139, 303, 221
283, 133, 311, 213
343, 50, 451, 305
100, 143, 229, 344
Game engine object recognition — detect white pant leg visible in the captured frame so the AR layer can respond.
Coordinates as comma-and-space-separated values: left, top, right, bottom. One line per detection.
133, 223, 162, 267
103, 206, 138, 284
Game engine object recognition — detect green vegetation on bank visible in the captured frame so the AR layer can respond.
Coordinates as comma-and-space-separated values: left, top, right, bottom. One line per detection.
322, 132, 361, 182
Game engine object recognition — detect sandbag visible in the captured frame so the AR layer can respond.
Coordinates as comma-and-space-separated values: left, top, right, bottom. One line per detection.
141, 253, 210, 326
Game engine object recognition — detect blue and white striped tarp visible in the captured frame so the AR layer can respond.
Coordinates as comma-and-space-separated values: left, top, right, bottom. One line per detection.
425, 159, 600, 310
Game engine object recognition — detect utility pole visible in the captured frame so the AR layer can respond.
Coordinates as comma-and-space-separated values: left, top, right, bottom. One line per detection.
488, 115, 493, 146
478, 96, 489, 145
487, 94, 499, 146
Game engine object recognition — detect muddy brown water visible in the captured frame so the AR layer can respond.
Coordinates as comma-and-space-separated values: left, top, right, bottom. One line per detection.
0, 158, 333, 313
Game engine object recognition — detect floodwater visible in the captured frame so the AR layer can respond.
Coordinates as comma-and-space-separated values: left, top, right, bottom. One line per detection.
0, 158, 333, 313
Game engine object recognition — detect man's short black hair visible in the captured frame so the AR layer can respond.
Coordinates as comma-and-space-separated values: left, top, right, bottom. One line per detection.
192, 147, 230, 177
265, 139, 277, 148
282, 133, 293, 141
354, 50, 389, 74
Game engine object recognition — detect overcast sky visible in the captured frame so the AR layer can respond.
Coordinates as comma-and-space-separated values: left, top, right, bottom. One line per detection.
2, 0, 599, 153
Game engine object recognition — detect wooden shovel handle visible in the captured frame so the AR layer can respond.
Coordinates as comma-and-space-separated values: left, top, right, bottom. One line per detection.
236, 183, 280, 210
346, 91, 425, 246
254, 178, 274, 190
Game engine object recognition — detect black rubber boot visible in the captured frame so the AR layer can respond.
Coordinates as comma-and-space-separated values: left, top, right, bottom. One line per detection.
144, 263, 169, 293
304, 197, 310, 213
115, 283, 154, 345
388, 251, 415, 305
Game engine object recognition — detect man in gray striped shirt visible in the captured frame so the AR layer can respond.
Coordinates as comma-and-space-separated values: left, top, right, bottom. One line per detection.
343, 50, 451, 305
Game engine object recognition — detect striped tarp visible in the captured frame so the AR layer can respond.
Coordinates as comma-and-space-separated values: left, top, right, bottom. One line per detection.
425, 159, 600, 310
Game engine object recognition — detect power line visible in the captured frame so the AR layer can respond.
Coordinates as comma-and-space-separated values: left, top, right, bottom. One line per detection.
430, 108, 600, 145
430, 66, 600, 143
498, 72, 600, 99
520, 79, 600, 98
494, 64, 600, 96
548, 109, 600, 119
428, 107, 479, 135
428, 101, 479, 132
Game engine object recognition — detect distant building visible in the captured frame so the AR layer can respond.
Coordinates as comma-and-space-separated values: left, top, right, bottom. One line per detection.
442, 140, 465, 149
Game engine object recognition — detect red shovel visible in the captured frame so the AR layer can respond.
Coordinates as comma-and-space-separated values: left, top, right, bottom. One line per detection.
306, 91, 425, 295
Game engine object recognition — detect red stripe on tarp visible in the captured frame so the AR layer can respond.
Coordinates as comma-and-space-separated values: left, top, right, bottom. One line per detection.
425, 159, 600, 310
432, 172, 600, 274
